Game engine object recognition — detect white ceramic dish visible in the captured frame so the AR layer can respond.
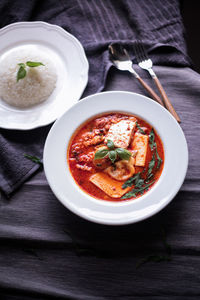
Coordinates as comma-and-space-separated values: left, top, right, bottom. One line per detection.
0, 21, 88, 130
43, 91, 188, 225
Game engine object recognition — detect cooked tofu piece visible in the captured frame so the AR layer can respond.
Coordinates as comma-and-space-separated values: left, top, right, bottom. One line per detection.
105, 120, 136, 148
132, 133, 149, 166
89, 172, 130, 198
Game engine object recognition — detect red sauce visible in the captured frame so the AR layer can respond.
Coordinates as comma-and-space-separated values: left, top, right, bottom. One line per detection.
68, 113, 164, 201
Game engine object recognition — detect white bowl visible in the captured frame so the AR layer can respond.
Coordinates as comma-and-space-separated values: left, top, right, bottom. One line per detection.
43, 91, 188, 225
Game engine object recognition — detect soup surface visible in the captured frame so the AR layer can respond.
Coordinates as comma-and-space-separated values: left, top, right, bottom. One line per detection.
68, 113, 164, 201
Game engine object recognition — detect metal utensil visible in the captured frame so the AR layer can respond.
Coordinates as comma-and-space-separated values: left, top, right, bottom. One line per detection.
108, 43, 164, 106
133, 41, 181, 123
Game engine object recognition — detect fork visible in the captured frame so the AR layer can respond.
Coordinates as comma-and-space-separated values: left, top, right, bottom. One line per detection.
108, 43, 164, 106
133, 41, 181, 123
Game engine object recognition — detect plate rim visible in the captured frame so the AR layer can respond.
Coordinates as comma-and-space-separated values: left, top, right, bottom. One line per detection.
0, 21, 89, 130
43, 90, 189, 225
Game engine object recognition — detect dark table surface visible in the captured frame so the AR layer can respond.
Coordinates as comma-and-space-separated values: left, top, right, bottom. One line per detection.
181, 0, 200, 73
1, 1, 200, 299
1, 65, 200, 299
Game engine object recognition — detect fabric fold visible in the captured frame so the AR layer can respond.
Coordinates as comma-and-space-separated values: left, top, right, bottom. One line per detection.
0, 0, 191, 196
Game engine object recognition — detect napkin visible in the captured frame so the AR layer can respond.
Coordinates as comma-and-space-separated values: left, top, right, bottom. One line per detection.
0, 0, 190, 196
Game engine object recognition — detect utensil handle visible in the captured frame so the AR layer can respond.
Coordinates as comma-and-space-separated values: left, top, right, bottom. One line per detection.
153, 76, 181, 123
136, 76, 164, 106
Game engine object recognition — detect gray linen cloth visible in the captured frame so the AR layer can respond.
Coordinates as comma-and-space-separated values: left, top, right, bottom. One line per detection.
0, 0, 191, 196
0, 65, 199, 299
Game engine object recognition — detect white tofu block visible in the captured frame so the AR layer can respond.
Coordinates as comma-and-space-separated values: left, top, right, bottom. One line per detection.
132, 133, 149, 166
105, 120, 136, 148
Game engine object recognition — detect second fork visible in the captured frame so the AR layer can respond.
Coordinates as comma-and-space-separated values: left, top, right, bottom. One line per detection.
133, 41, 181, 123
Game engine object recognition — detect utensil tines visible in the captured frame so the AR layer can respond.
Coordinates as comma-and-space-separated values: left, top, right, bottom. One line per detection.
108, 43, 164, 106
109, 43, 133, 72
133, 40, 181, 123
133, 41, 155, 76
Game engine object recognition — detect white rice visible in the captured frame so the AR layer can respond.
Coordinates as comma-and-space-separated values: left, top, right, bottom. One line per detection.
0, 49, 57, 108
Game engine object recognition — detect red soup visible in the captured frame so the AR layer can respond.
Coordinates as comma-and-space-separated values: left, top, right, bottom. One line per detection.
68, 113, 164, 201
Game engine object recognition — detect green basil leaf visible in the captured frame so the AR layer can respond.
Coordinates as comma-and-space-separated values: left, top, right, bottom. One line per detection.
107, 139, 115, 150
135, 178, 144, 188
26, 61, 44, 67
146, 173, 153, 181
156, 148, 162, 170
136, 121, 145, 134
108, 150, 117, 163
136, 254, 171, 269
116, 148, 131, 160
24, 154, 43, 165
121, 191, 137, 199
149, 128, 163, 170
17, 66, 26, 82
18, 63, 26, 68
133, 172, 142, 181
122, 181, 155, 199
147, 152, 156, 177
149, 128, 156, 151
122, 172, 143, 189
94, 149, 109, 160
122, 177, 135, 189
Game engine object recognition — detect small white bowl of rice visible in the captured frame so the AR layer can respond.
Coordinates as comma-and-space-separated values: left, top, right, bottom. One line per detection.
0, 21, 88, 130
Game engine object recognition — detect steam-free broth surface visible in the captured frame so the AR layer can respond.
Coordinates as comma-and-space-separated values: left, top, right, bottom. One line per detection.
68, 113, 164, 201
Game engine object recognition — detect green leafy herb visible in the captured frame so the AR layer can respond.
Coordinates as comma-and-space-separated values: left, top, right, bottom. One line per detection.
17, 65, 26, 82
120, 126, 163, 200
136, 121, 145, 134
115, 148, 131, 160
156, 148, 162, 170
121, 181, 155, 199
149, 128, 163, 171
122, 177, 135, 189
133, 172, 144, 188
107, 139, 115, 150
94, 141, 131, 164
147, 152, 156, 178
26, 61, 44, 67
18, 63, 26, 68
136, 254, 171, 269
24, 154, 43, 165
135, 178, 145, 188
109, 150, 117, 163
149, 128, 156, 151
122, 170, 146, 189
94, 149, 109, 160
16, 61, 44, 82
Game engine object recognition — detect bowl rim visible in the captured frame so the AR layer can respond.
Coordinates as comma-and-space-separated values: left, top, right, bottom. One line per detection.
43, 91, 188, 225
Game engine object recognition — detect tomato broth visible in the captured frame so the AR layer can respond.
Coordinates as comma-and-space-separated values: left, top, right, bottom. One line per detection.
68, 113, 164, 201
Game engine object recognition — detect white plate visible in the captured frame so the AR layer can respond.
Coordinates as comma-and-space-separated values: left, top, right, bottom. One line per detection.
0, 22, 88, 130
43, 91, 188, 225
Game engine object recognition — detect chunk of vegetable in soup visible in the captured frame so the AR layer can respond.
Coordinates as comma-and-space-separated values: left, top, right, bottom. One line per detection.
68, 113, 164, 201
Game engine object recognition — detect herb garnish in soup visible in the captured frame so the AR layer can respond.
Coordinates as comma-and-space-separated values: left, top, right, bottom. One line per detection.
68, 113, 164, 201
